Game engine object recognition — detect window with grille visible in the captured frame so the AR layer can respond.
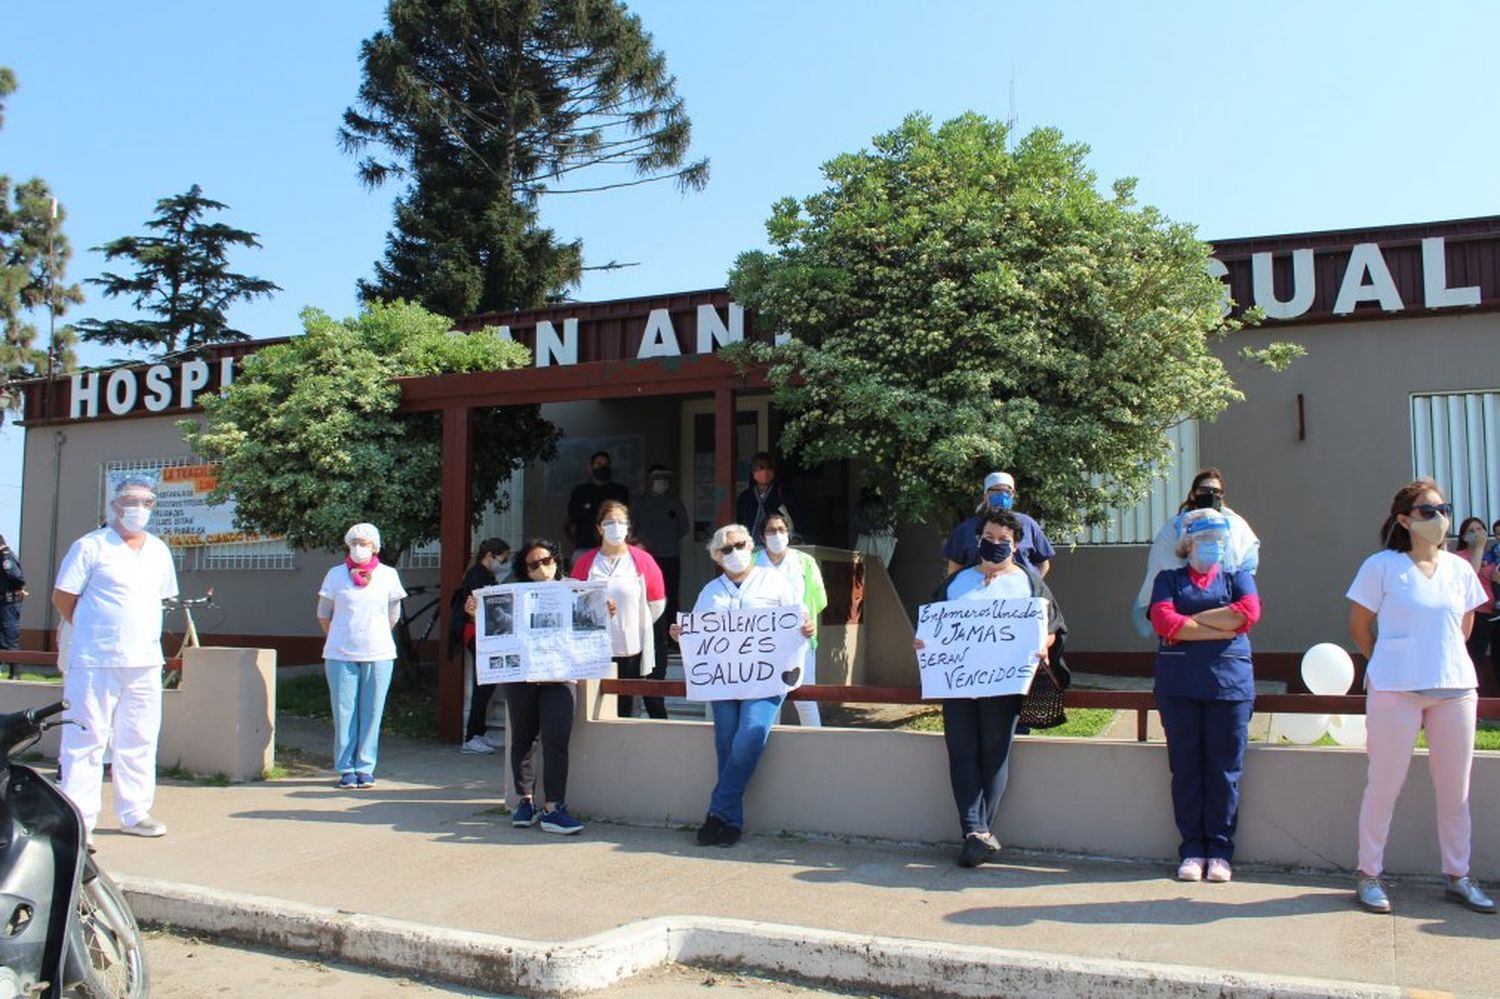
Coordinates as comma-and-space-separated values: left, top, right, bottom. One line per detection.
1410, 391, 1500, 530
1069, 420, 1200, 546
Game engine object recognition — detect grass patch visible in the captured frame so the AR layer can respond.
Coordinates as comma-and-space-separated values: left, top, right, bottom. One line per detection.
1269, 719, 1500, 750
3, 671, 62, 684
278, 671, 439, 741
899, 707, 1117, 738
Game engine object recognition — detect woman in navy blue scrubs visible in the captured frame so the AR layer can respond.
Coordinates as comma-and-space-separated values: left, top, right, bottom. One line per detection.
1148, 509, 1261, 883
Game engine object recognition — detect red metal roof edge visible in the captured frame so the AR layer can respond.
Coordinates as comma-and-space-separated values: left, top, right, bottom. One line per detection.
1208, 213, 1500, 254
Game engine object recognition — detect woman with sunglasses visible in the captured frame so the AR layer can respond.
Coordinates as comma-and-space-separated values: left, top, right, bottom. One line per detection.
569, 500, 668, 719
1346, 480, 1493, 915
669, 523, 815, 847
495, 539, 583, 834
1132, 468, 1261, 638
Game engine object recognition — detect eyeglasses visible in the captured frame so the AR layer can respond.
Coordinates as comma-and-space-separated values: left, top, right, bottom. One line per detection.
717, 540, 750, 555
1194, 486, 1224, 497
1409, 502, 1453, 521
526, 555, 556, 571
116, 498, 155, 509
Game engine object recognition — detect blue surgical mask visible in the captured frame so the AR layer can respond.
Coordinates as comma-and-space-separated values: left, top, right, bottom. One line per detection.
1189, 539, 1224, 571
978, 538, 1013, 565
986, 491, 1014, 511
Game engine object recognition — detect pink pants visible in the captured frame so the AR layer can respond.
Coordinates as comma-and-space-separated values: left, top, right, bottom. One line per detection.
1356, 689, 1477, 877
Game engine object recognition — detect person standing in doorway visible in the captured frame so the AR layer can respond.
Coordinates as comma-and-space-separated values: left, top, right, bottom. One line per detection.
51, 477, 178, 839
634, 465, 689, 680
735, 452, 795, 546
941, 472, 1055, 577
564, 450, 629, 557
0, 534, 25, 679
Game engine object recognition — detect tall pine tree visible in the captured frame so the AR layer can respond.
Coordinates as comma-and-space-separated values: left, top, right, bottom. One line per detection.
0, 69, 82, 425
76, 185, 279, 358
340, 0, 708, 317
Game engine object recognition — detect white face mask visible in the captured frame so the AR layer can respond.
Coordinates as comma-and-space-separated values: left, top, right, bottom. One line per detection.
721, 548, 753, 574
118, 506, 152, 534
764, 531, 790, 554
349, 544, 374, 564
601, 521, 629, 546
650, 478, 670, 496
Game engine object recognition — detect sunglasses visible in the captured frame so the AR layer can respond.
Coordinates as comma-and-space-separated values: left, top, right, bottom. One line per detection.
1409, 502, 1453, 521
717, 540, 750, 556
526, 555, 556, 571
1194, 486, 1224, 497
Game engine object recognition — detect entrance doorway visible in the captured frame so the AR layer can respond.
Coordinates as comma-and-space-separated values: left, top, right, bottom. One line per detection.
678, 394, 770, 597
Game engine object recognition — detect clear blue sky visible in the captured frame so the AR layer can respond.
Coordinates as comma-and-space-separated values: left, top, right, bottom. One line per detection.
3, 1, 1498, 555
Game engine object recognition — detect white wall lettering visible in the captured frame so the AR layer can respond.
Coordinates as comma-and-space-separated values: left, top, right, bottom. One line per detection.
1333, 242, 1403, 314
104, 369, 138, 415
219, 356, 236, 392
1251, 249, 1316, 320
696, 303, 744, 353
535, 318, 579, 367
143, 365, 173, 412
1420, 237, 1481, 309
1205, 258, 1231, 319
179, 359, 211, 408
69, 372, 100, 419
637, 309, 681, 359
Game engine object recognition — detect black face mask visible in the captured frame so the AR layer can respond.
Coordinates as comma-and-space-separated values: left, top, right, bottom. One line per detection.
592, 466, 612, 483
1192, 491, 1223, 511
978, 538, 1013, 565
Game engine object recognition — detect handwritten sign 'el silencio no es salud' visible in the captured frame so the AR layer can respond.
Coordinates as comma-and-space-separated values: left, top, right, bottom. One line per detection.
678, 604, 808, 702
914, 597, 1049, 699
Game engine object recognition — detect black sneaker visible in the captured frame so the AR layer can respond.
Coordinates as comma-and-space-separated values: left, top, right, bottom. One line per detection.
718, 823, 742, 847
696, 813, 724, 846
957, 832, 999, 868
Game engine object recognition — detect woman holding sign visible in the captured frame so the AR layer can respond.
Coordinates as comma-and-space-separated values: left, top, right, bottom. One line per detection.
670, 523, 815, 847
570, 500, 669, 720
754, 512, 829, 726
918, 508, 1066, 868
1148, 508, 1260, 884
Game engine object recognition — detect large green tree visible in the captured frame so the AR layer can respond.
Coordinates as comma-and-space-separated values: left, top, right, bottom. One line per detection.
0, 69, 82, 424
340, 0, 708, 317
76, 184, 279, 357
181, 300, 560, 559
728, 112, 1301, 534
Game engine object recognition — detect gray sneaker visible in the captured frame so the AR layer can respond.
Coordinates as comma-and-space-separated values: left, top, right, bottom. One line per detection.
1355, 874, 1391, 913
121, 816, 167, 838
1445, 876, 1497, 914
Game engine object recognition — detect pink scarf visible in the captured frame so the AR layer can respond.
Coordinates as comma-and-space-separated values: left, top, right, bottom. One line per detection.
346, 554, 380, 587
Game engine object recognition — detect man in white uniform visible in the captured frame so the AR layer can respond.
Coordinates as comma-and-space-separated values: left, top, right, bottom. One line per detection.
51, 477, 179, 838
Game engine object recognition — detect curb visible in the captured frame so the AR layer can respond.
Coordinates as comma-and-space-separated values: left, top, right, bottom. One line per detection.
122, 876, 1405, 999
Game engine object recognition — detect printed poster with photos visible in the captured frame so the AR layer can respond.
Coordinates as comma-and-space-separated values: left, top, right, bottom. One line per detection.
473, 580, 612, 684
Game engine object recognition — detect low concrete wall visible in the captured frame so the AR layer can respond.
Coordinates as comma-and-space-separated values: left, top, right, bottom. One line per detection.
0, 646, 276, 781
558, 680, 1499, 880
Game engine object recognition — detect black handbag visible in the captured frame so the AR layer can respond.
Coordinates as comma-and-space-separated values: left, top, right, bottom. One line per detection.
1020, 639, 1071, 730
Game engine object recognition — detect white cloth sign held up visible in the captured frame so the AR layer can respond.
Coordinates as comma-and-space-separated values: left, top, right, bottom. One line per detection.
915, 596, 1048, 699
678, 604, 808, 701
474, 581, 612, 683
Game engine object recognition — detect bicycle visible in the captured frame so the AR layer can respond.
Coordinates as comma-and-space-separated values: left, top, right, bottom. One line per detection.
161, 588, 218, 689
394, 584, 442, 685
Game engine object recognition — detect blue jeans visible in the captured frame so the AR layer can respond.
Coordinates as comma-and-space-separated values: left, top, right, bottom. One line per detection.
708, 694, 785, 828
326, 659, 394, 776
942, 694, 1022, 837
1155, 694, 1253, 860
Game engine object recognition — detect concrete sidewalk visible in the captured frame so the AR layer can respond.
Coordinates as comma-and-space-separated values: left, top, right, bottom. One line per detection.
89, 717, 1500, 997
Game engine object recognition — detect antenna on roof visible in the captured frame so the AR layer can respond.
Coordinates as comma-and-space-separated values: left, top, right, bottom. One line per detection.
1007, 68, 1018, 141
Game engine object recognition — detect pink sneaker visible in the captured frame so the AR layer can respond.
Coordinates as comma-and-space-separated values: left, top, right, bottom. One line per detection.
1205, 858, 1233, 883
1177, 857, 1205, 882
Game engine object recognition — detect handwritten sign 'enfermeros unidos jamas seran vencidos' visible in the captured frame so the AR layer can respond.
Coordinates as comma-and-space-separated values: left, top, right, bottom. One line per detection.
914, 597, 1048, 699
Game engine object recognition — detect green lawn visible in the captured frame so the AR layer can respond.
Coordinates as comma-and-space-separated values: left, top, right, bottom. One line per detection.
277, 671, 440, 741
901, 707, 1116, 739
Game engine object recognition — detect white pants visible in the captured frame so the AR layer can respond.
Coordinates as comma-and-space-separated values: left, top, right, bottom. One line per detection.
58, 665, 162, 832
793, 645, 821, 727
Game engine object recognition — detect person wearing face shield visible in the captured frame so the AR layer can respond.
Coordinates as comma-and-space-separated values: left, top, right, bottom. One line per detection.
1148, 509, 1261, 885
1454, 517, 1499, 682
569, 500, 668, 719
450, 538, 512, 755
50, 477, 179, 839
669, 523, 815, 847
1346, 480, 1494, 916
633, 465, 690, 678
753, 511, 829, 726
564, 450, 629, 556
941, 472, 1056, 578
316, 523, 408, 789
1132, 468, 1261, 638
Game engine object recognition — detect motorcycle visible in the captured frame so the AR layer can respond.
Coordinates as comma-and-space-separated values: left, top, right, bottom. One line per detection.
0, 701, 149, 998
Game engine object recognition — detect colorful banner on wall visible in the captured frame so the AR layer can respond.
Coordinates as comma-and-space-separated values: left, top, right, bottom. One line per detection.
104, 463, 275, 548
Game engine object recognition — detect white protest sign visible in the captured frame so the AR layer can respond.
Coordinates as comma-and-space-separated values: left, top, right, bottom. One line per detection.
474, 580, 612, 683
677, 603, 808, 702
914, 597, 1048, 699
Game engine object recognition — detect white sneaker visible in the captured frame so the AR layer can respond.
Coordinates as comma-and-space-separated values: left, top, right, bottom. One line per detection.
1205, 858, 1233, 883
460, 735, 496, 755
479, 732, 505, 750
121, 816, 167, 838
1176, 857, 1205, 882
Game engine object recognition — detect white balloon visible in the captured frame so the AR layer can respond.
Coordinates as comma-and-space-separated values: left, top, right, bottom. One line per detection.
1328, 714, 1368, 748
1274, 713, 1330, 745
1301, 643, 1355, 696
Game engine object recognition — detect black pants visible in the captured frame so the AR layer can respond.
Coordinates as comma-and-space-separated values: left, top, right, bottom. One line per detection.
1467, 613, 1498, 688
465, 645, 497, 740
503, 682, 574, 804
616, 652, 667, 719
0, 602, 19, 680
942, 694, 1023, 838
652, 557, 681, 674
